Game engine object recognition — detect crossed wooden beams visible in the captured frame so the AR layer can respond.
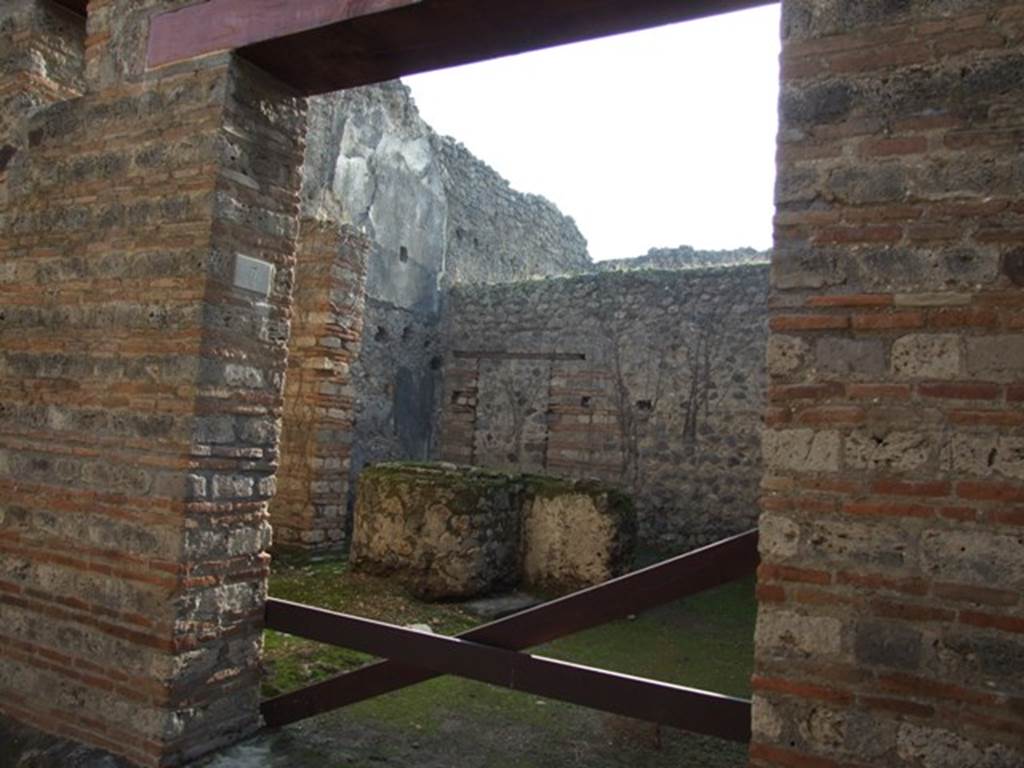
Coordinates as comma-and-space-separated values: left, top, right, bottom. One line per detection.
262, 529, 759, 742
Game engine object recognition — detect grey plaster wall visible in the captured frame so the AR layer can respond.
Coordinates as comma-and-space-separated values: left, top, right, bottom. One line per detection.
440, 265, 770, 552
302, 82, 448, 315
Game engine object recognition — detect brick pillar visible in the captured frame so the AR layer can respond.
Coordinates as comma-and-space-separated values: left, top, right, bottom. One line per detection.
0, 1, 306, 765
753, 2, 1024, 767
274, 220, 369, 550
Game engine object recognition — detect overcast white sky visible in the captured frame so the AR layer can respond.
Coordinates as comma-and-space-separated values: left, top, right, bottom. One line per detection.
405, 4, 781, 262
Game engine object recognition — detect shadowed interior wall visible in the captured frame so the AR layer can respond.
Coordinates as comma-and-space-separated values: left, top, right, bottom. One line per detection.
752, 2, 1024, 766
0, 1, 306, 764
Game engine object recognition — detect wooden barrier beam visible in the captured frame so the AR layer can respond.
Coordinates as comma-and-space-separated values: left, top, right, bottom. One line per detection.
263, 529, 758, 727
265, 598, 752, 742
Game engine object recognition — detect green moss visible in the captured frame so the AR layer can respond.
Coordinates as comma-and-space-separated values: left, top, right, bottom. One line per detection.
360, 462, 527, 517
362, 461, 516, 487
359, 464, 636, 527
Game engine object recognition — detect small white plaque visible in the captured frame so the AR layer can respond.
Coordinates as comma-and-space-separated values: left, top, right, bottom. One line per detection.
233, 254, 274, 298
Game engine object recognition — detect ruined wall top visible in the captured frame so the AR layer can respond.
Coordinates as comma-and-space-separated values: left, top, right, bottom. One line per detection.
596, 245, 769, 273
301, 80, 592, 314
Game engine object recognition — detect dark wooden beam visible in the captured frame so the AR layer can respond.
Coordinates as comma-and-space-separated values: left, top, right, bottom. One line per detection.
49, 0, 88, 16
149, 0, 778, 96
263, 529, 758, 727
265, 598, 752, 742
147, 0, 422, 69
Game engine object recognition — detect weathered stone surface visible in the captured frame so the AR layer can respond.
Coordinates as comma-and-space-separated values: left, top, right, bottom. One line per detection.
596, 245, 768, 273
815, 337, 886, 379
521, 479, 635, 593
768, 335, 811, 378
966, 335, 1024, 379
759, 513, 801, 561
755, 609, 844, 660
921, 529, 1024, 588
845, 428, 934, 472
758, 3, 1024, 766
951, 434, 1024, 481
1, 2, 305, 763
854, 620, 922, 670
897, 723, 1024, 768
763, 429, 841, 472
891, 334, 962, 380
351, 463, 524, 600
441, 266, 768, 552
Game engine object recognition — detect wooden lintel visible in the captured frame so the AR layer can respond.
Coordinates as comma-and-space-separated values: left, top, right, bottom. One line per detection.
145, 0, 777, 95
146, 0, 423, 69
48, 0, 88, 16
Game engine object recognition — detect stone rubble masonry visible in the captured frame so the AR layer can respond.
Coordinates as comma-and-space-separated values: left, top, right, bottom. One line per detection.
350, 463, 525, 600
440, 266, 768, 553
437, 136, 591, 288
1, 1, 307, 765
273, 220, 369, 551
753, 2, 1024, 767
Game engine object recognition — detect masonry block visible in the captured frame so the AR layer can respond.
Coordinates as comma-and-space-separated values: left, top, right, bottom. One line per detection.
520, 478, 635, 593
350, 464, 636, 599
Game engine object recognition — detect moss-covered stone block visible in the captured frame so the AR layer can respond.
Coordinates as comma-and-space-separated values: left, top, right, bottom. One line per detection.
521, 477, 636, 593
351, 463, 637, 601
350, 463, 523, 600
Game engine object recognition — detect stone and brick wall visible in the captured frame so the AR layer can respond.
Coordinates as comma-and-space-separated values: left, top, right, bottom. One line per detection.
437, 136, 591, 287
273, 220, 369, 550
752, 1, 1024, 766
1, 1, 307, 764
440, 266, 768, 552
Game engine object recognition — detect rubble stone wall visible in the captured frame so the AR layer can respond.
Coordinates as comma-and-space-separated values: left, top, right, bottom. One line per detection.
752, 1, 1024, 766
440, 266, 769, 552
0, 1, 307, 764
438, 137, 591, 287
